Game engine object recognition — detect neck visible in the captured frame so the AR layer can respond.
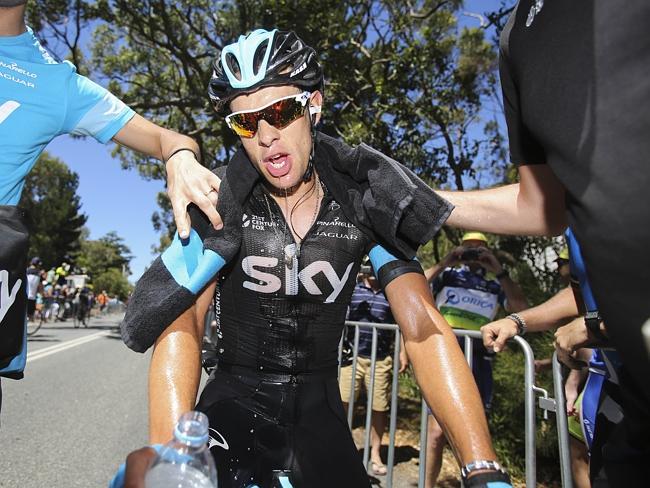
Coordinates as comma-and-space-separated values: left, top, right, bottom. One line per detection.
265, 171, 320, 207
0, 6, 26, 36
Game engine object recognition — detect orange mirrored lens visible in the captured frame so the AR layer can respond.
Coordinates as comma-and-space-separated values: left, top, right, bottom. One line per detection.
227, 97, 306, 138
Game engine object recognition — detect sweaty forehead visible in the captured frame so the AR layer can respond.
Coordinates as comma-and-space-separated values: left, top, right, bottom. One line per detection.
229, 85, 301, 112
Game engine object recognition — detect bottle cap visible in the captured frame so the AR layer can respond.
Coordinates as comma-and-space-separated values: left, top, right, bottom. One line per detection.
174, 411, 210, 447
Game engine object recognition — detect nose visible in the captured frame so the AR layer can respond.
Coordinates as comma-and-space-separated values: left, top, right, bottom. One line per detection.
257, 119, 280, 147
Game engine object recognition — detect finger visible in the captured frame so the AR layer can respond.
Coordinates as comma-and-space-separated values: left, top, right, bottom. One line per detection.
206, 171, 221, 192
171, 198, 191, 239
493, 327, 512, 353
196, 196, 223, 230
481, 326, 496, 349
124, 447, 157, 488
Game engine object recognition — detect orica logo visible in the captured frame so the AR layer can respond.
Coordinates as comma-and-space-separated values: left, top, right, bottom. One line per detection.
444, 289, 459, 305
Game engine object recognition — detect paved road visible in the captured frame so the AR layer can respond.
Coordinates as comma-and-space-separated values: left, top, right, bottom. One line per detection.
0, 314, 427, 488
0, 313, 150, 488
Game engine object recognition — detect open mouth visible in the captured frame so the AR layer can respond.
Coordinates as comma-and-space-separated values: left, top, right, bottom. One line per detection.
264, 153, 292, 177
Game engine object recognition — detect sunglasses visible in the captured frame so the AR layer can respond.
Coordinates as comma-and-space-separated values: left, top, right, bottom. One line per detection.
225, 91, 320, 138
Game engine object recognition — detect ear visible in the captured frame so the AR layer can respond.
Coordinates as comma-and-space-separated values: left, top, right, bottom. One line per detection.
309, 90, 323, 125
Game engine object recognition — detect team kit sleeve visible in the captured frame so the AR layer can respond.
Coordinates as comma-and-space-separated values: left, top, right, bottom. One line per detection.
368, 244, 424, 288
61, 71, 135, 142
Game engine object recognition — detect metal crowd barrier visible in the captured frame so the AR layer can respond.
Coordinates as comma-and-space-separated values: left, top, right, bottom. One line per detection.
338, 321, 573, 488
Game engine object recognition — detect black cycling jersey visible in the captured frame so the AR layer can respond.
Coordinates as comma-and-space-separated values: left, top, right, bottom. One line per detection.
198, 181, 422, 487
213, 183, 420, 375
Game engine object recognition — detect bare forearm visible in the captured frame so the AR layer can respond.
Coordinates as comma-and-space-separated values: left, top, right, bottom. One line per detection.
519, 286, 579, 333
148, 284, 214, 444
113, 114, 199, 161
439, 165, 567, 236
148, 308, 203, 444
386, 274, 495, 464
407, 323, 495, 463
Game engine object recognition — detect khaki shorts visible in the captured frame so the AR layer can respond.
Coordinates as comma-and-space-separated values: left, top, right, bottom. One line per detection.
339, 355, 393, 412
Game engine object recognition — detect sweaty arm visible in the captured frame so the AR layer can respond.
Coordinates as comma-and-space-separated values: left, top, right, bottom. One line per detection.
148, 281, 216, 444
438, 165, 567, 236
112, 114, 222, 237
384, 272, 496, 466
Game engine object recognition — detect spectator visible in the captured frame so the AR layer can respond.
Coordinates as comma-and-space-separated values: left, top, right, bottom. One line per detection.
339, 265, 408, 477
25, 257, 42, 322
97, 290, 109, 314
423, 231, 528, 487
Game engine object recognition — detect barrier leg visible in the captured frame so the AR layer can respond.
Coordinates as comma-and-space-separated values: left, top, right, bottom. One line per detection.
552, 352, 574, 488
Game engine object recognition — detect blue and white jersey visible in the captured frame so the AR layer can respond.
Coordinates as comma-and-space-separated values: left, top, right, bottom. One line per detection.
432, 266, 506, 330
0, 27, 135, 205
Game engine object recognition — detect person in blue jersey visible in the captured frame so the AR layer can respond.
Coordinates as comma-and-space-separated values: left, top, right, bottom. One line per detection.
422, 232, 528, 488
117, 29, 512, 488
339, 265, 409, 477
0, 1, 222, 385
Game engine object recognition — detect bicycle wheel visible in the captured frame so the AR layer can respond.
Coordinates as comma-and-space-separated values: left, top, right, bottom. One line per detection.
73, 305, 80, 328
27, 314, 42, 336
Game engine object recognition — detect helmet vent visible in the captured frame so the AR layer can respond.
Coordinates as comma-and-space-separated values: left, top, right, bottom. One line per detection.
225, 53, 242, 81
253, 39, 270, 76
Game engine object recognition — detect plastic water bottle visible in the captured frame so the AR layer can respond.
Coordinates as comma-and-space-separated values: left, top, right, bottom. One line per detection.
145, 411, 218, 488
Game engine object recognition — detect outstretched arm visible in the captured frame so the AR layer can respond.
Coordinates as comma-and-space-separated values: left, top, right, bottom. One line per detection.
148, 282, 216, 444
482, 286, 579, 353
439, 165, 567, 236
112, 114, 222, 238
385, 272, 496, 469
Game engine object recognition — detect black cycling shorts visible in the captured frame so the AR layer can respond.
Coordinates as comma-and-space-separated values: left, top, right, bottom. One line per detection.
196, 367, 371, 488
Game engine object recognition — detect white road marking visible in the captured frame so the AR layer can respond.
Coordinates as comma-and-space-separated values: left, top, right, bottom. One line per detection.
27, 330, 111, 363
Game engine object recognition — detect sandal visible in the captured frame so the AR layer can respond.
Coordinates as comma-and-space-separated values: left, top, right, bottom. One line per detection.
370, 461, 387, 476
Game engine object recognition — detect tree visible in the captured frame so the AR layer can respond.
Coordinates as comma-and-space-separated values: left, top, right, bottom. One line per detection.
18, 152, 87, 267
76, 230, 133, 279
93, 268, 132, 301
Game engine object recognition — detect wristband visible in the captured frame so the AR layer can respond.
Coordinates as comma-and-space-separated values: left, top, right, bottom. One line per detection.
165, 147, 200, 163
506, 313, 527, 336
461, 459, 508, 479
495, 269, 509, 280
584, 311, 607, 341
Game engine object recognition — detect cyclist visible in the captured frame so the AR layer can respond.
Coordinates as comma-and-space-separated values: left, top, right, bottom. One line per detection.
118, 29, 511, 488
0, 0, 221, 386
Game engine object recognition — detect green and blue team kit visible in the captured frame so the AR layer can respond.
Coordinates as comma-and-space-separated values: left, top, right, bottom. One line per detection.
433, 266, 506, 330
0, 27, 135, 376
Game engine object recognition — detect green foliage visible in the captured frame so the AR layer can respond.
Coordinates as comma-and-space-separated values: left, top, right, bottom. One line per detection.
92, 268, 133, 301
18, 152, 87, 268
76, 231, 133, 278
76, 231, 134, 300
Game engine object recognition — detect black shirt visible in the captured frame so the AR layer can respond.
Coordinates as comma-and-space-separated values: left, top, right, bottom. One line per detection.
214, 184, 420, 374
500, 0, 650, 405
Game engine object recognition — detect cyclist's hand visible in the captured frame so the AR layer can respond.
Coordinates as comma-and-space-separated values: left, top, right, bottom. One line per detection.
554, 318, 590, 369
166, 151, 222, 239
481, 318, 518, 353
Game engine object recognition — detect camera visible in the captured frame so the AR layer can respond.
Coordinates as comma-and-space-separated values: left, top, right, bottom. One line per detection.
460, 248, 482, 262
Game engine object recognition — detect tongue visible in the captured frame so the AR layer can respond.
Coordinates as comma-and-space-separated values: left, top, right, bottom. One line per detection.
266, 155, 291, 178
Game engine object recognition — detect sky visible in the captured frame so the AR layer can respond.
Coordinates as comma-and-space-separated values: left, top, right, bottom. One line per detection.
43, 0, 507, 283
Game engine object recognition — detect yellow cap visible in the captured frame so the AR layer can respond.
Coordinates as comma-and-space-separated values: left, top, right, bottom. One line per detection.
461, 232, 488, 243
557, 247, 569, 261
